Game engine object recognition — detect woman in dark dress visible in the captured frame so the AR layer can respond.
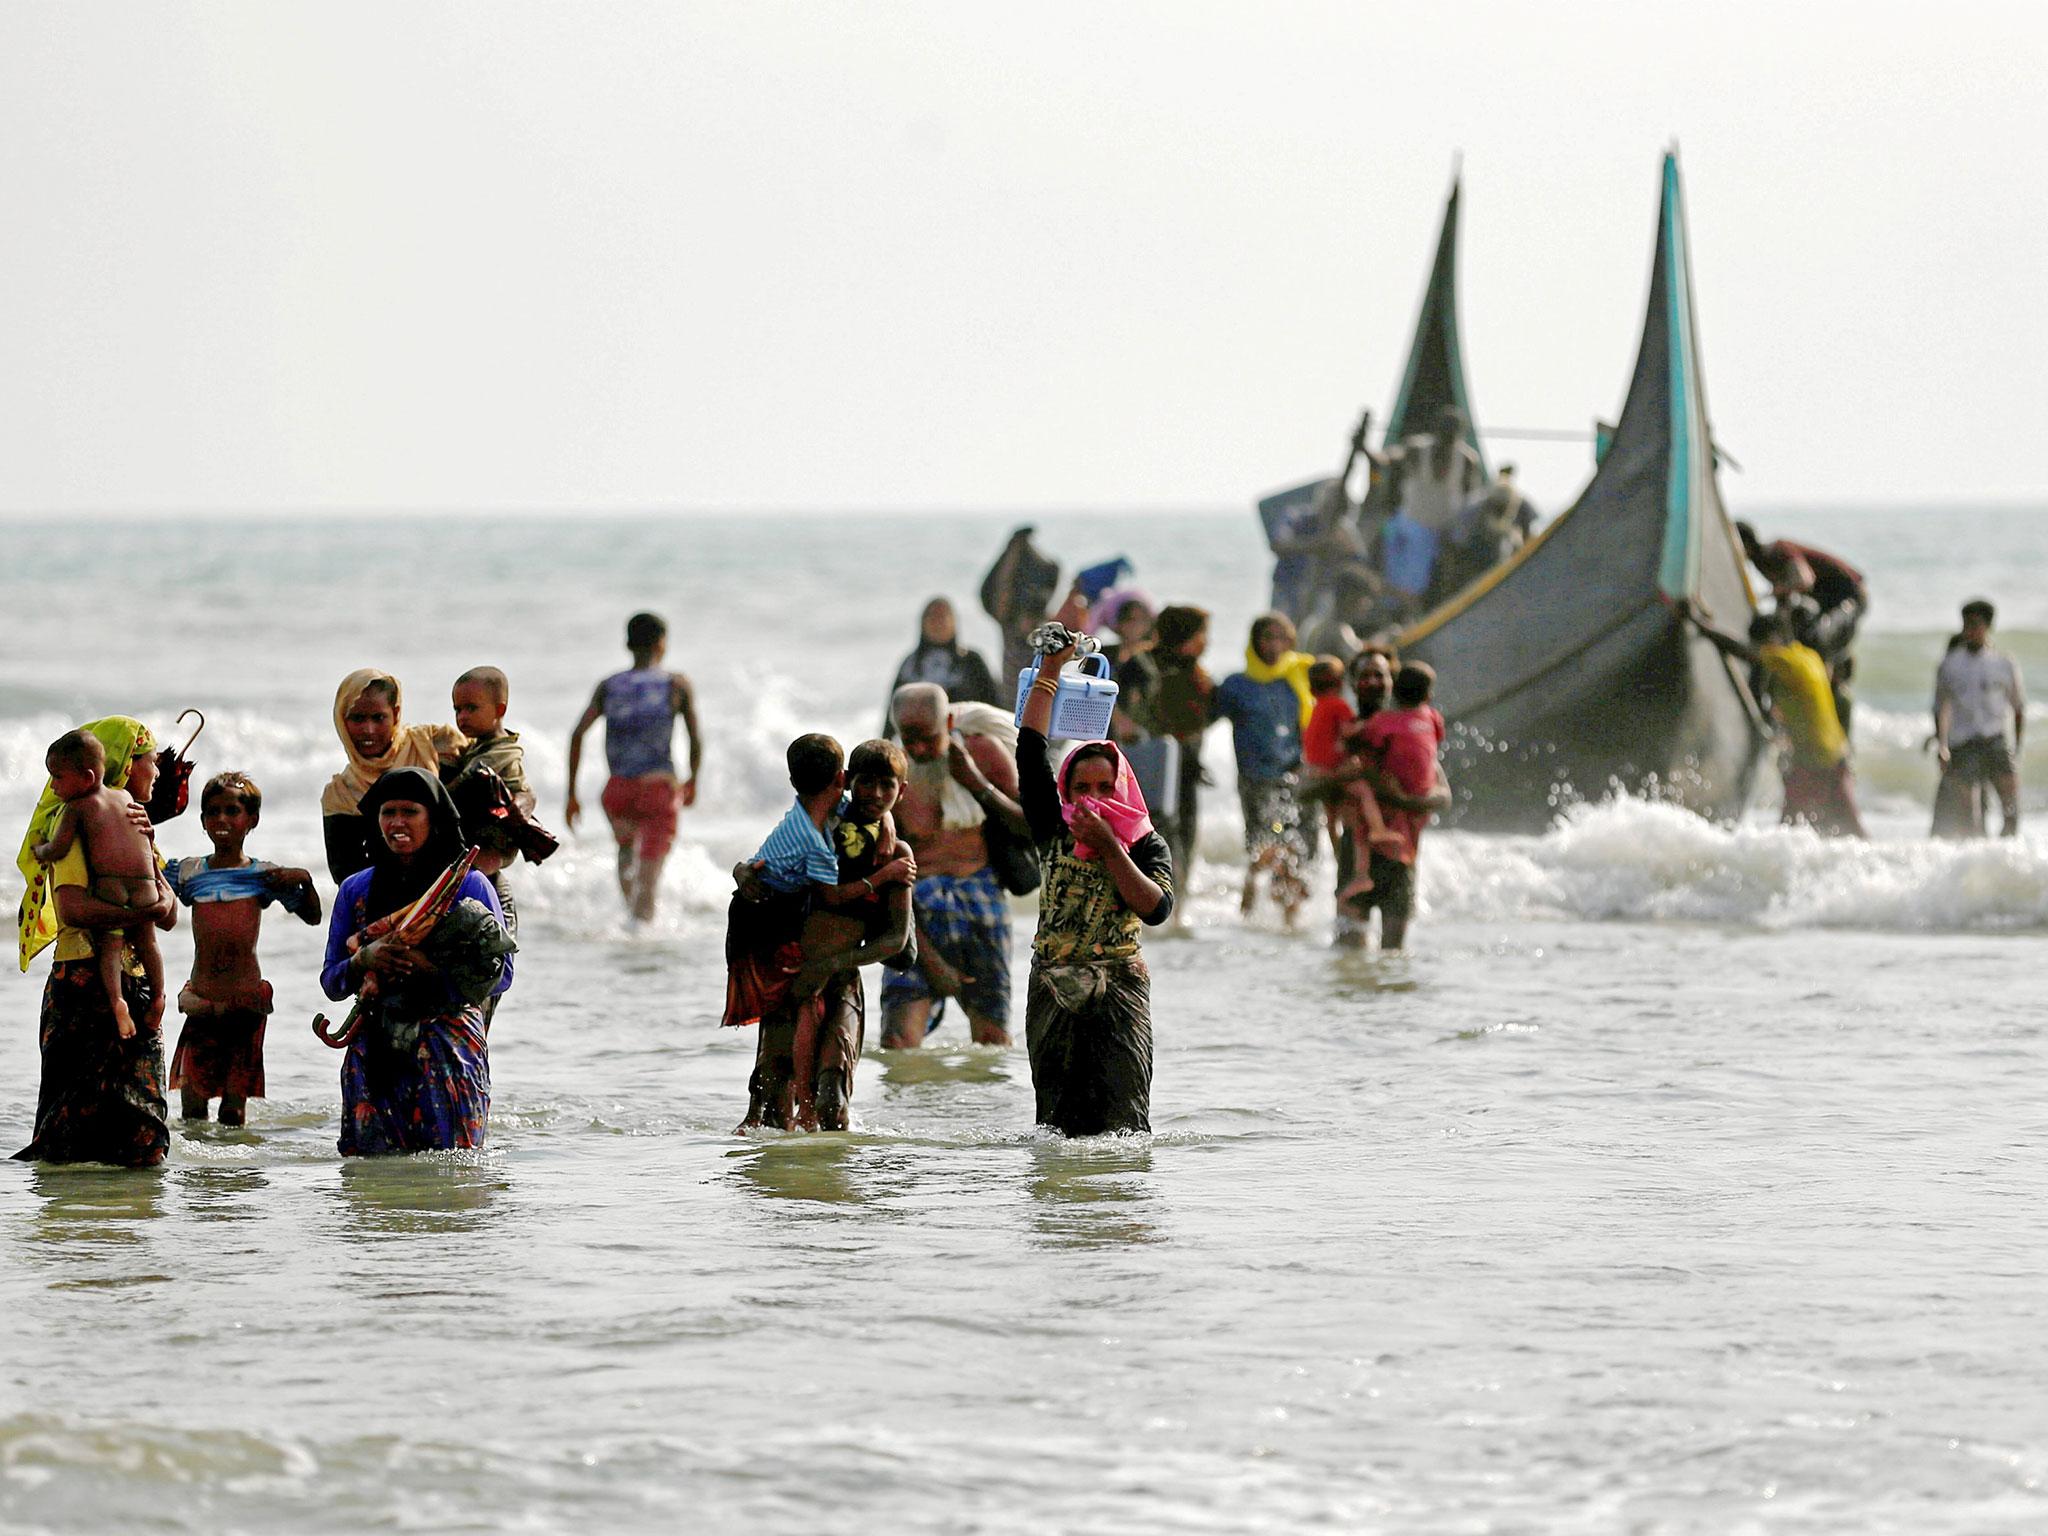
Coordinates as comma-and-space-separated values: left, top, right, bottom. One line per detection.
883, 598, 1002, 733
1017, 626, 1176, 1135
319, 768, 511, 1155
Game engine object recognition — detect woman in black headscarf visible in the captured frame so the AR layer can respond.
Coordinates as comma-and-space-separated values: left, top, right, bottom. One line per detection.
317, 767, 513, 1155
882, 597, 1003, 732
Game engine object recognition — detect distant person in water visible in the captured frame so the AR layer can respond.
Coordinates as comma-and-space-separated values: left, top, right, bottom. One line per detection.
884, 597, 1002, 733
566, 612, 703, 922
1692, 604, 1865, 838
163, 772, 321, 1125
1738, 522, 1867, 735
1214, 614, 1314, 925
980, 526, 1062, 686
884, 680, 1029, 1048
1143, 604, 1215, 920
1330, 647, 1451, 951
1934, 598, 2024, 838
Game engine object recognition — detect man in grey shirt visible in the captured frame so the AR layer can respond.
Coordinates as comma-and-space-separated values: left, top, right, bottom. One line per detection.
1934, 598, 2025, 836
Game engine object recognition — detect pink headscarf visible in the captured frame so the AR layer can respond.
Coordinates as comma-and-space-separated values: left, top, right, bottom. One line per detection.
1058, 742, 1154, 860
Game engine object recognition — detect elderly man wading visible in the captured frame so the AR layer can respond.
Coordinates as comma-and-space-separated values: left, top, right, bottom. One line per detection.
883, 682, 1032, 1048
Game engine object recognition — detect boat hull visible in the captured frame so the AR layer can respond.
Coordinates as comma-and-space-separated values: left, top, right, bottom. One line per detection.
1426, 600, 1763, 830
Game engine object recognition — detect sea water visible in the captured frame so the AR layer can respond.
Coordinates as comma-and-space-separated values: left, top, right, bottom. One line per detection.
2, 506, 2047, 1532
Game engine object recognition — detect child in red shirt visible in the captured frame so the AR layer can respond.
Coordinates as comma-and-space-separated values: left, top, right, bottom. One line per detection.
1339, 662, 1444, 905
1302, 657, 1408, 890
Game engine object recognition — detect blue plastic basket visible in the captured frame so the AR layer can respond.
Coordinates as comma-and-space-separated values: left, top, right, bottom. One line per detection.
1014, 654, 1120, 740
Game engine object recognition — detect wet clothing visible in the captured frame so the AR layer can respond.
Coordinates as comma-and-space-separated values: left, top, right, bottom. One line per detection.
1018, 728, 1172, 1135
745, 970, 865, 1132
885, 641, 1002, 732
321, 867, 506, 1156
1758, 644, 1848, 769
1302, 694, 1356, 773
1936, 645, 2024, 752
13, 959, 167, 1167
882, 865, 1013, 1027
601, 775, 680, 860
1780, 759, 1865, 839
1357, 705, 1444, 863
15, 724, 172, 1165
170, 1009, 267, 1100
162, 860, 305, 1103
752, 796, 842, 894
600, 667, 680, 778
163, 856, 317, 916
1238, 773, 1309, 866
320, 774, 508, 1156
1215, 672, 1304, 783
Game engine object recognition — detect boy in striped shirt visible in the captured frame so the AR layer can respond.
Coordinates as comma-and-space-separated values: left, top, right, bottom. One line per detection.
725, 735, 916, 1128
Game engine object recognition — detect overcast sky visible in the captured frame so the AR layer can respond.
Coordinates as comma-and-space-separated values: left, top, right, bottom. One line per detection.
3, 1, 2043, 516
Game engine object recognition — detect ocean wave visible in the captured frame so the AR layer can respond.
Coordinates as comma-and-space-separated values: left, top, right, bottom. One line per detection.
1420, 796, 2048, 932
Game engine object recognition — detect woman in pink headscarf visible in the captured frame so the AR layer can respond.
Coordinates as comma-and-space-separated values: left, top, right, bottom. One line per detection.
1017, 612, 1175, 1135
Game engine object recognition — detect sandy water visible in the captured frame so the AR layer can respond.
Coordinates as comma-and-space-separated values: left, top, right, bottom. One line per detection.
4, 507, 2048, 1531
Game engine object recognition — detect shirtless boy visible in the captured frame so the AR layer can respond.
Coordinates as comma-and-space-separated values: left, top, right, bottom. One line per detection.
33, 729, 166, 1039
164, 773, 322, 1124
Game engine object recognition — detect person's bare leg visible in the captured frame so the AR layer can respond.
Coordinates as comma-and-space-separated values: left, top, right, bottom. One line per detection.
1381, 907, 1409, 951
133, 925, 165, 1031
964, 1008, 1011, 1048
614, 840, 637, 903
1335, 793, 1377, 901
217, 1093, 247, 1127
180, 1089, 209, 1121
1994, 772, 2021, 836
97, 936, 135, 1038
631, 849, 668, 922
879, 997, 932, 1049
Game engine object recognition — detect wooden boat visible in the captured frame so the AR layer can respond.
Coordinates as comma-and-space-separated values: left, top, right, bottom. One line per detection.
1396, 153, 1767, 830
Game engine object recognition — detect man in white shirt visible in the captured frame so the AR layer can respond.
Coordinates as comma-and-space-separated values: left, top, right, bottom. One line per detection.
1934, 599, 2025, 836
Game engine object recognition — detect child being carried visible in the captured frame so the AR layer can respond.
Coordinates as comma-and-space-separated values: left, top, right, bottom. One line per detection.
1298, 657, 1409, 895
32, 729, 167, 1039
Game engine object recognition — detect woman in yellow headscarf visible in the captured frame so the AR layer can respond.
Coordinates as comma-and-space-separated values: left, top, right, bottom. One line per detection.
13, 717, 176, 1166
321, 670, 467, 883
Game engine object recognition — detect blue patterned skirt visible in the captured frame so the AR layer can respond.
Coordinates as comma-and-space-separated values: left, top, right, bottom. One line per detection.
339, 1007, 491, 1156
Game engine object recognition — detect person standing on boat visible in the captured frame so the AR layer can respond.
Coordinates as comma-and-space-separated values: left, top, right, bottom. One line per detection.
1392, 406, 1483, 605
1737, 523, 1867, 736
1934, 599, 2024, 838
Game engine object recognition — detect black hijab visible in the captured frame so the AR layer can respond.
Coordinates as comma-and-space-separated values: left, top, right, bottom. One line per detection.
359, 766, 469, 916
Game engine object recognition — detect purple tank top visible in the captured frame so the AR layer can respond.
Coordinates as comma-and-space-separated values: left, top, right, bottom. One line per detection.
603, 668, 675, 778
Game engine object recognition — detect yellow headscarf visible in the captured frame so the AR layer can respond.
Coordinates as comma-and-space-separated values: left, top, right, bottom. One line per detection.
1244, 643, 1316, 730
320, 669, 467, 817
16, 717, 156, 972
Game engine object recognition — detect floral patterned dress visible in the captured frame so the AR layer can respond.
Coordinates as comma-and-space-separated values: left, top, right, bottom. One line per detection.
320, 869, 509, 1156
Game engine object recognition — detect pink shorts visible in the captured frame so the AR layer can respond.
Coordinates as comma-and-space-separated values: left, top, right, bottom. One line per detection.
601, 776, 680, 859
